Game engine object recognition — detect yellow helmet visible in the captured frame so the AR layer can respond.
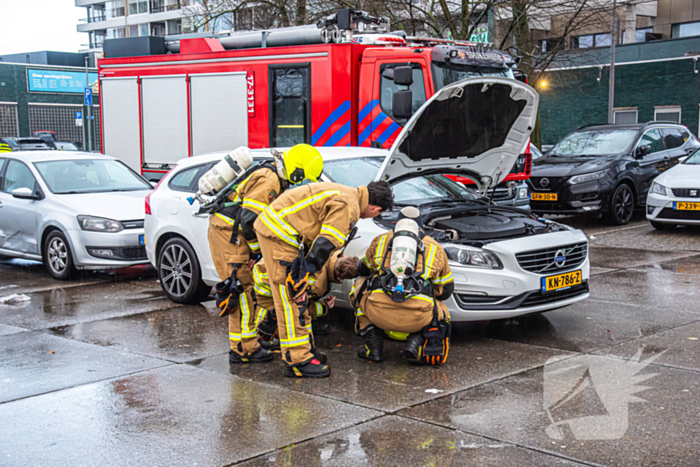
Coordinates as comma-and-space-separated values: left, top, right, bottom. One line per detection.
283, 144, 323, 184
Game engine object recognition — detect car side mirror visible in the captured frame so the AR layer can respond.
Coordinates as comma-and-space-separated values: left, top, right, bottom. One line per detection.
11, 187, 39, 200
393, 66, 413, 86
392, 90, 413, 123
636, 144, 651, 158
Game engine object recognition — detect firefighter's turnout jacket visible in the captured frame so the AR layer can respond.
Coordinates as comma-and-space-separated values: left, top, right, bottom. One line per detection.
207, 164, 284, 356
350, 231, 454, 334
253, 182, 368, 365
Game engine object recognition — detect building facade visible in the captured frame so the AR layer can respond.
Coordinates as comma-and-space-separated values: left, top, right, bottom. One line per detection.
0, 53, 100, 150
75, 0, 186, 52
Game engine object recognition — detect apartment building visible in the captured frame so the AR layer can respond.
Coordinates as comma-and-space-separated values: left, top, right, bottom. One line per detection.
75, 0, 186, 52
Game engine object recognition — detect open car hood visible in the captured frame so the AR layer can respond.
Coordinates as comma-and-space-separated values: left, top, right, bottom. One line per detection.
375, 77, 539, 195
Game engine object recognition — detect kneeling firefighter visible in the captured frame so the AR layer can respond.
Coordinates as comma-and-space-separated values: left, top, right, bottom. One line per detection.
253, 251, 361, 351
254, 180, 394, 378
350, 207, 455, 365
204, 144, 323, 364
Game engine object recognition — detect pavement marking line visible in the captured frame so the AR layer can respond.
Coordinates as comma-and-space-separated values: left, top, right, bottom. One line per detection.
589, 223, 650, 236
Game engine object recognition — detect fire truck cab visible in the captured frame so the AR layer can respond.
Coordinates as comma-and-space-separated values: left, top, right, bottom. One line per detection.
97, 9, 533, 207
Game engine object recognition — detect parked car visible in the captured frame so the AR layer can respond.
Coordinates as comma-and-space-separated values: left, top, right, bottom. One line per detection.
0, 151, 152, 279
4, 137, 55, 151
530, 144, 544, 160
54, 141, 80, 151
146, 77, 590, 320
647, 148, 700, 229
528, 122, 700, 225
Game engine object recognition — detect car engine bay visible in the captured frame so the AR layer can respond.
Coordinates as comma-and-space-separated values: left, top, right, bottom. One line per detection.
377, 204, 570, 247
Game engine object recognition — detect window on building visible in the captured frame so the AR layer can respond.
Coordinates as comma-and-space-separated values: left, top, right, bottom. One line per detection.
540, 37, 563, 52
614, 109, 638, 124
638, 129, 664, 154
128, 0, 148, 14
621, 28, 654, 43
672, 21, 700, 38
655, 106, 681, 123
570, 32, 612, 49
105, 0, 125, 18
379, 64, 426, 120
107, 27, 126, 39
151, 23, 166, 36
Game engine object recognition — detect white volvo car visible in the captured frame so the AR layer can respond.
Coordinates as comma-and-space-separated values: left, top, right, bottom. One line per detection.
647, 149, 700, 229
145, 77, 590, 320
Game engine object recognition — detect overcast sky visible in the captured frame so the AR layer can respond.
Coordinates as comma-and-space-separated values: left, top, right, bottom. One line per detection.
0, 0, 86, 55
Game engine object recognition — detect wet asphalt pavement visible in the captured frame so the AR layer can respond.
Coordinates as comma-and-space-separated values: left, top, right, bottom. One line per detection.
1, 215, 699, 466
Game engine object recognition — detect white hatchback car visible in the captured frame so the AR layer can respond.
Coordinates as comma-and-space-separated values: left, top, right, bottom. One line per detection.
0, 151, 152, 279
647, 149, 700, 229
145, 77, 590, 320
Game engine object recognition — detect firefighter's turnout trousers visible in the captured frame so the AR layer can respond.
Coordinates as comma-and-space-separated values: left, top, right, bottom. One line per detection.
256, 235, 315, 365
208, 215, 265, 356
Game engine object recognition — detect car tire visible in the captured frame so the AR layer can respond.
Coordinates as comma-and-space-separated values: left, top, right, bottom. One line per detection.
608, 184, 635, 225
44, 230, 77, 281
651, 220, 677, 230
157, 237, 211, 304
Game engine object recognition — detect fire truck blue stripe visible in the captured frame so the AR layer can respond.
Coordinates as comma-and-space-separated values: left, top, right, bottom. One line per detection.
324, 120, 351, 146
358, 100, 378, 122
312, 100, 351, 145
359, 112, 389, 145
376, 122, 400, 144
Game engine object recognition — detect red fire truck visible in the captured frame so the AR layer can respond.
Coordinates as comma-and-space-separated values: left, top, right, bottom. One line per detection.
98, 9, 533, 204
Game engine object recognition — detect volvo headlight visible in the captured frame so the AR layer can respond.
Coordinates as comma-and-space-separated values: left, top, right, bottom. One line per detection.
77, 215, 124, 232
651, 182, 668, 196
567, 170, 607, 185
445, 246, 503, 269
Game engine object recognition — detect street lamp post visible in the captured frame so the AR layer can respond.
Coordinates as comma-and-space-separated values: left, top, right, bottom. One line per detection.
608, 0, 617, 124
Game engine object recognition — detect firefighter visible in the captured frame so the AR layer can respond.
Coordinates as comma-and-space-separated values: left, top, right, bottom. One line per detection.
209, 144, 324, 365
252, 251, 361, 353
254, 180, 394, 377
350, 207, 455, 366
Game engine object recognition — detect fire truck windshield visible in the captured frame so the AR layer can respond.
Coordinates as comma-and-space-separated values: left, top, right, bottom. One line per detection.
431, 62, 514, 92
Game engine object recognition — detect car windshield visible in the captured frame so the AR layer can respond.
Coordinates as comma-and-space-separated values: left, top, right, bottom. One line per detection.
550, 129, 638, 157
323, 157, 481, 205
35, 159, 151, 194
684, 150, 700, 164
431, 62, 512, 91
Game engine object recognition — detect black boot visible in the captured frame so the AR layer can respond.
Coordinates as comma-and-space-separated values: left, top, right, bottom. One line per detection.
357, 326, 384, 362
259, 337, 281, 352
284, 358, 331, 378
401, 332, 424, 361
229, 347, 274, 364
311, 348, 328, 364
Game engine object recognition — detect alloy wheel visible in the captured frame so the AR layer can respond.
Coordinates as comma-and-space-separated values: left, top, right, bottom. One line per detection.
48, 238, 68, 275
160, 244, 192, 298
614, 185, 634, 223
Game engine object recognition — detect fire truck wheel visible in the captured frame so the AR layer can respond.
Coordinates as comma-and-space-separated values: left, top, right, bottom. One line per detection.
158, 237, 211, 304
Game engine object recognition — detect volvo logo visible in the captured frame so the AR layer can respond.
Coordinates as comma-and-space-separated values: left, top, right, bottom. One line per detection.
540, 178, 550, 188
554, 249, 567, 268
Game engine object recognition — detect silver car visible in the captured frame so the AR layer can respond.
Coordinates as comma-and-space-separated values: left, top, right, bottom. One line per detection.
0, 151, 152, 280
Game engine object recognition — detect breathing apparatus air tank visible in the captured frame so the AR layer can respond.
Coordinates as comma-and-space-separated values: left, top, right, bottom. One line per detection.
390, 218, 420, 294
187, 147, 253, 205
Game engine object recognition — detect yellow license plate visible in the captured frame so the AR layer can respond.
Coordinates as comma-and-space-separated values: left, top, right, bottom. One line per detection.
531, 192, 557, 201
674, 202, 700, 211
542, 270, 582, 292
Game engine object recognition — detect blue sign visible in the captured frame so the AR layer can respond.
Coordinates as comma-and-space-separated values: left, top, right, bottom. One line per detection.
75, 111, 82, 119
27, 69, 98, 94
84, 88, 93, 106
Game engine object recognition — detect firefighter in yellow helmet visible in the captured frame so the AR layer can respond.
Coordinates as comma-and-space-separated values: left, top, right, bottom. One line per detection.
0, 138, 13, 153
209, 144, 323, 365
254, 180, 394, 378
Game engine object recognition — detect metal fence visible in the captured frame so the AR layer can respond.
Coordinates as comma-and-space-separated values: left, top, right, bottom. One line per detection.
28, 104, 84, 144
0, 102, 19, 138
93, 106, 101, 152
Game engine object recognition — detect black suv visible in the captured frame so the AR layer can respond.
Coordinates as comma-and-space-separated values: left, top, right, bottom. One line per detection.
528, 122, 700, 224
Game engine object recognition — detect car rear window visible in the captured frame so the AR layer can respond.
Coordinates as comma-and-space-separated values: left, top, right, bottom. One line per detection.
169, 164, 208, 192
